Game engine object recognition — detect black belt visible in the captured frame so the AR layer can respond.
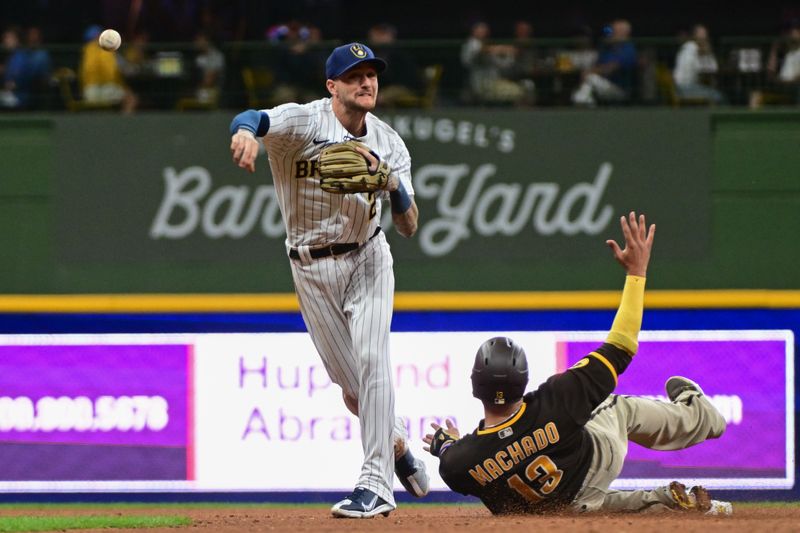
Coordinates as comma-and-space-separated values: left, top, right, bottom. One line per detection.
289, 227, 381, 261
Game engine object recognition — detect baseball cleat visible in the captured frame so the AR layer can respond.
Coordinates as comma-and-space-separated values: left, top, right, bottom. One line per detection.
669, 481, 698, 511
706, 500, 734, 516
331, 487, 395, 518
395, 447, 430, 498
665, 376, 705, 402
668, 481, 731, 514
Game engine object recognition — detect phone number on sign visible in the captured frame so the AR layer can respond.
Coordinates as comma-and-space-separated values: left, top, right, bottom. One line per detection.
0, 395, 169, 432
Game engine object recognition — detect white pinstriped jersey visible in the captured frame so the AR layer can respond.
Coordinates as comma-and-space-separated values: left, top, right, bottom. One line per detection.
261, 97, 414, 249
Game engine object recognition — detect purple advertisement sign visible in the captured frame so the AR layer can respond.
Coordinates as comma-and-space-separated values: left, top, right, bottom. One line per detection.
0, 342, 190, 481
563, 336, 790, 482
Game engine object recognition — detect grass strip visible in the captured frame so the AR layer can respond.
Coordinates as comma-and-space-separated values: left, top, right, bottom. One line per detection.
734, 502, 800, 509
0, 514, 190, 532
0, 502, 331, 510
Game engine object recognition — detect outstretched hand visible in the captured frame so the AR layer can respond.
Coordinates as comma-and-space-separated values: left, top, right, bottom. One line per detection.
423, 419, 460, 457
606, 211, 655, 277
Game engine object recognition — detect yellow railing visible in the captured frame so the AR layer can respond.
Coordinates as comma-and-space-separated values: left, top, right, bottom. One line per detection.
0, 290, 798, 313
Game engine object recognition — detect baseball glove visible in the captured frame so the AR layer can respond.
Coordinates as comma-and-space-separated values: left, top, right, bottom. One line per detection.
318, 140, 390, 194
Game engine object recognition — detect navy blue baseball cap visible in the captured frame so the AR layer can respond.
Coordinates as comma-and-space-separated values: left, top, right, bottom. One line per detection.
325, 42, 387, 79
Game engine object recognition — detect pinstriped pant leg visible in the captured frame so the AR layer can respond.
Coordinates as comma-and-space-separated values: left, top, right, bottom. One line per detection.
344, 234, 396, 505
393, 416, 409, 454
290, 258, 360, 401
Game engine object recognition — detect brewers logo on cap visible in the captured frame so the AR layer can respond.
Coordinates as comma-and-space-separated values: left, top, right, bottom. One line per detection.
350, 44, 367, 58
325, 42, 386, 79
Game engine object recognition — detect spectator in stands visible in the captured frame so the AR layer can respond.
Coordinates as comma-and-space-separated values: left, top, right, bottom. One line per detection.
572, 19, 638, 106
79, 24, 138, 113
775, 25, 800, 102
460, 21, 527, 105
367, 23, 424, 107
778, 25, 800, 80
750, 24, 800, 107
25, 26, 52, 108
508, 20, 538, 105
190, 31, 225, 105
119, 31, 151, 79
558, 25, 598, 73
0, 26, 33, 108
672, 24, 725, 104
268, 20, 325, 104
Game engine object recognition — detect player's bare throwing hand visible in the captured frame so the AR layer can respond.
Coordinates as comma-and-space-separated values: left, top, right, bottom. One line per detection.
228, 43, 427, 519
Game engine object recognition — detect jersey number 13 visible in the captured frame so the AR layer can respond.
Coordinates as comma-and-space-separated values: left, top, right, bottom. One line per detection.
507, 455, 564, 503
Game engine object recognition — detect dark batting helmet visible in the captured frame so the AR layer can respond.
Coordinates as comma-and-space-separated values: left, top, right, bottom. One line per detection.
471, 336, 529, 404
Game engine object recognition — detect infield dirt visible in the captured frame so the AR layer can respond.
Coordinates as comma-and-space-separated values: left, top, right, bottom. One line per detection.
2, 503, 798, 532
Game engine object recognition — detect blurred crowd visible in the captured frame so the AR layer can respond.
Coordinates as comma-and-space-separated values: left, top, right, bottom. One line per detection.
458, 18, 800, 108
2, 15, 800, 113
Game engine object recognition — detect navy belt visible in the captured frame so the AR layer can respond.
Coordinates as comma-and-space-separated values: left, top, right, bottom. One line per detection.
289, 227, 381, 261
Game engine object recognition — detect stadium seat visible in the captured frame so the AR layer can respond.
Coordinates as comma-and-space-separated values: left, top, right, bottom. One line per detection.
392, 64, 444, 109
54, 67, 120, 112
655, 64, 714, 107
241, 67, 276, 109
418, 64, 444, 109
175, 89, 220, 111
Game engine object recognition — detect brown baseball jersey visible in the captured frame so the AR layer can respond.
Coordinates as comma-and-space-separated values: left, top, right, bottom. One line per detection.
438, 343, 632, 514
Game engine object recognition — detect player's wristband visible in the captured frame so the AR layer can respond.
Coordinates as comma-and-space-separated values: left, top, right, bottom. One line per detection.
230, 110, 270, 137
390, 180, 412, 214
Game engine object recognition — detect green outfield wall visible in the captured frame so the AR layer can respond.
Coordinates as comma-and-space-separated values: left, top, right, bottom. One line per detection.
0, 109, 797, 294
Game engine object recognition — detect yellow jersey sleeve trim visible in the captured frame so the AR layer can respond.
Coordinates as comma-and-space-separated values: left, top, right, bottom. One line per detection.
477, 403, 527, 435
590, 351, 618, 386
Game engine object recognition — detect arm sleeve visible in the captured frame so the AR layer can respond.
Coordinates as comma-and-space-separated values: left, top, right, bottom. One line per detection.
606, 275, 646, 355
229, 109, 270, 136
542, 274, 645, 424
438, 443, 474, 496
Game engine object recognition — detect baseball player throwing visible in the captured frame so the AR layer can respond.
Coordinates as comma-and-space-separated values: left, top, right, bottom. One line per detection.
425, 212, 733, 515
229, 42, 427, 518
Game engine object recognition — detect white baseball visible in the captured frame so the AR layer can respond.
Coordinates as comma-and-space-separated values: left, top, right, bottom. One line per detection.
98, 29, 121, 51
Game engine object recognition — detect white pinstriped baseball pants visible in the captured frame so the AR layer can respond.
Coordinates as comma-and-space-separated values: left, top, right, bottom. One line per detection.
290, 232, 397, 504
